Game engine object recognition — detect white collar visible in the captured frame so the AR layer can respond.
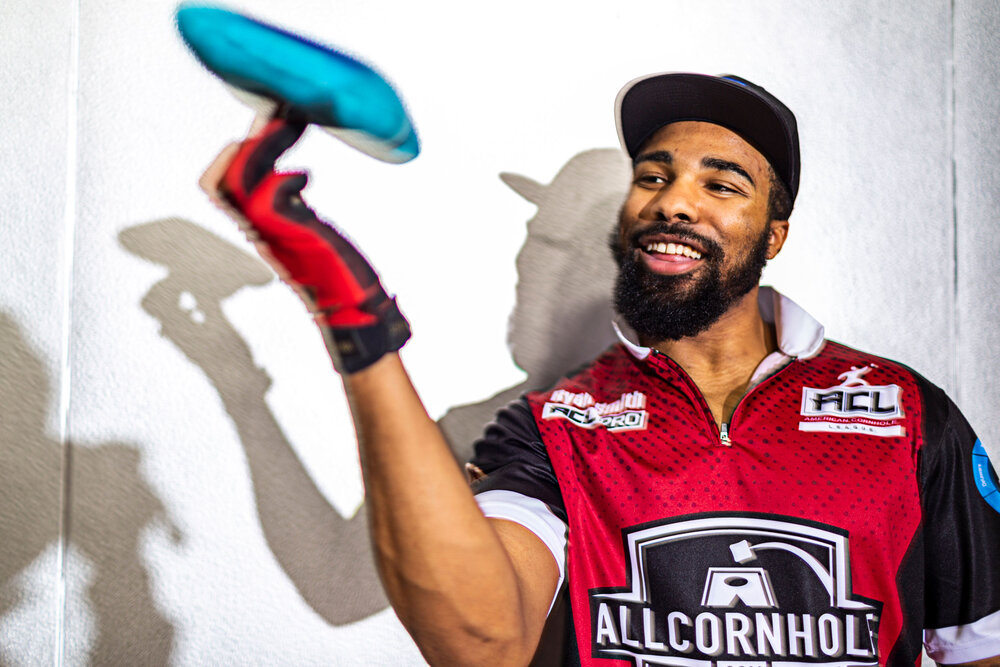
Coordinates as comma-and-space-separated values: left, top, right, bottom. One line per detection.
613, 286, 826, 362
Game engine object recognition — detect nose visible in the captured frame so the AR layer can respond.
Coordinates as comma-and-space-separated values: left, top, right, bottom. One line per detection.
646, 176, 698, 223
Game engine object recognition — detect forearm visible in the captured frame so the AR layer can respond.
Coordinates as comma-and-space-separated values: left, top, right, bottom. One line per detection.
345, 354, 548, 666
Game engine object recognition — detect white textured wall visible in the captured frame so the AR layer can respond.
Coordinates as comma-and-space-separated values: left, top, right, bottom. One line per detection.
956, 0, 1000, 451
1, 1, 73, 665
1, 0, 997, 664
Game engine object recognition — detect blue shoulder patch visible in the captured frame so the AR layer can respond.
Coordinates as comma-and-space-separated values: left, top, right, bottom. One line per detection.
973, 439, 1000, 513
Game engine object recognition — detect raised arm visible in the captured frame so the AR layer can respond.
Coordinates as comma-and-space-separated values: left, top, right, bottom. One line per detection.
348, 355, 557, 665
201, 117, 558, 666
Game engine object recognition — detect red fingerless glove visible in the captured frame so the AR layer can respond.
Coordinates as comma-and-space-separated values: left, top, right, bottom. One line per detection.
222, 116, 410, 373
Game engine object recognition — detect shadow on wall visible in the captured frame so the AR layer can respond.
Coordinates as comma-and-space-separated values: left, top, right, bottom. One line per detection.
0, 312, 179, 666
111, 147, 629, 635
440, 148, 631, 461
119, 218, 389, 626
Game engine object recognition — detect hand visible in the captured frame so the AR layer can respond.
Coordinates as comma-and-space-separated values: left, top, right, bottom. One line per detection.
202, 114, 410, 374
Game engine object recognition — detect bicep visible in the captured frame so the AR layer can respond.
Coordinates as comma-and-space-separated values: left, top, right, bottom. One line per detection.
489, 518, 562, 646
470, 398, 568, 653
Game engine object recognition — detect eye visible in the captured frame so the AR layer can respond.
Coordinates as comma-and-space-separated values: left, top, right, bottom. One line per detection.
706, 181, 745, 195
633, 173, 667, 188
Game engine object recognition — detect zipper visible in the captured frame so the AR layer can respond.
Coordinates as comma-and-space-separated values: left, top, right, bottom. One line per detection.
648, 348, 799, 448
647, 350, 728, 446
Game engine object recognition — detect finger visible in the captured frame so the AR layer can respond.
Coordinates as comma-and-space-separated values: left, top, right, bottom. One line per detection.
199, 108, 280, 209
200, 141, 241, 204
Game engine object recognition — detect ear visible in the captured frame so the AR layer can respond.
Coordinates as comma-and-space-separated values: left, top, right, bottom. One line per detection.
766, 219, 789, 259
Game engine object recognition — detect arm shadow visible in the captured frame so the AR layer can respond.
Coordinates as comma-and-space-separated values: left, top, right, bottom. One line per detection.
120, 218, 387, 626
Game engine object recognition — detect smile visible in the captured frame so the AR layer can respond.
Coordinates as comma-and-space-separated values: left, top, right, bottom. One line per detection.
644, 242, 703, 260
633, 231, 709, 276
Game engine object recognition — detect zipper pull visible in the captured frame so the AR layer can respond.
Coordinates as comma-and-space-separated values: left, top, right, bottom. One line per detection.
720, 423, 732, 447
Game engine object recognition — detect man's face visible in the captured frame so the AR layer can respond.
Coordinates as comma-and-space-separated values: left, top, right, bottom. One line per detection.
611, 121, 785, 343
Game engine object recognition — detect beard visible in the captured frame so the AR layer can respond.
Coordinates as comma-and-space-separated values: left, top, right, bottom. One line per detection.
610, 219, 771, 342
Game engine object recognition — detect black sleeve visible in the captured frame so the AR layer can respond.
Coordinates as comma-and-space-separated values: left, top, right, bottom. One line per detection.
916, 374, 1000, 629
466, 397, 567, 523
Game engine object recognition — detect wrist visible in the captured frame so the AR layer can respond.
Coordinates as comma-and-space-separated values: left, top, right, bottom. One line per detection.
319, 298, 411, 374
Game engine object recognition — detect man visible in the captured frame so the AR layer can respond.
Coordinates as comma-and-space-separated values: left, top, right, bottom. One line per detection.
203, 73, 1000, 666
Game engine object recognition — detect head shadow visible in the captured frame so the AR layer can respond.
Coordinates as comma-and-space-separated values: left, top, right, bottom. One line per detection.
440, 148, 631, 460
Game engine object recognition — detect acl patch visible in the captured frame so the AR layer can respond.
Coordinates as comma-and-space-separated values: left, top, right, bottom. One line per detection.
798, 364, 905, 437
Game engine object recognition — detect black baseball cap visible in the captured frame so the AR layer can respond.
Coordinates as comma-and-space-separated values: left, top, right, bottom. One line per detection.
615, 72, 800, 210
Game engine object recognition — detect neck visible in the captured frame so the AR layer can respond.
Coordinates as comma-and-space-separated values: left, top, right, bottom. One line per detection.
643, 286, 778, 425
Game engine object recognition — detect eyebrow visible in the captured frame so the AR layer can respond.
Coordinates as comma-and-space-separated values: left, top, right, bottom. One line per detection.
633, 150, 672, 167
702, 157, 755, 188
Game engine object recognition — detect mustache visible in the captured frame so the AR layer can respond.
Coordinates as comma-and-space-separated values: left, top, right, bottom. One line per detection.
608, 221, 722, 262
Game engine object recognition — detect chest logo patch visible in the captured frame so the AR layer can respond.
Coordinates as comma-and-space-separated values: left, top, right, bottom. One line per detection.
541, 389, 648, 433
590, 513, 882, 667
799, 365, 905, 437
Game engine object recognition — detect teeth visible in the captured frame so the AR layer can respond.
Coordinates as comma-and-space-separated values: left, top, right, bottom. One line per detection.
645, 242, 702, 259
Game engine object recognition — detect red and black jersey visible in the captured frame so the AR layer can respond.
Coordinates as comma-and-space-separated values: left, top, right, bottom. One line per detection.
470, 292, 1000, 667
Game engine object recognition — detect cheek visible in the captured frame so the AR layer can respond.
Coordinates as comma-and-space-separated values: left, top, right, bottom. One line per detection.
618, 193, 652, 234
614, 218, 631, 254
617, 199, 640, 237
724, 202, 770, 237
715, 213, 766, 258
621, 185, 655, 216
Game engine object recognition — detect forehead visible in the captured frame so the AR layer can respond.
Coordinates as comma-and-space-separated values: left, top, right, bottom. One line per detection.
636, 121, 771, 176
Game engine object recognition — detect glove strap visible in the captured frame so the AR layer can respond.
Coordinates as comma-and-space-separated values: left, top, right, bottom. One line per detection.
322, 298, 411, 374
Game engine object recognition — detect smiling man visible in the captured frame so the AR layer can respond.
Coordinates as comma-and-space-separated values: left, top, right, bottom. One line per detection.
206, 72, 1000, 667
612, 121, 780, 347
